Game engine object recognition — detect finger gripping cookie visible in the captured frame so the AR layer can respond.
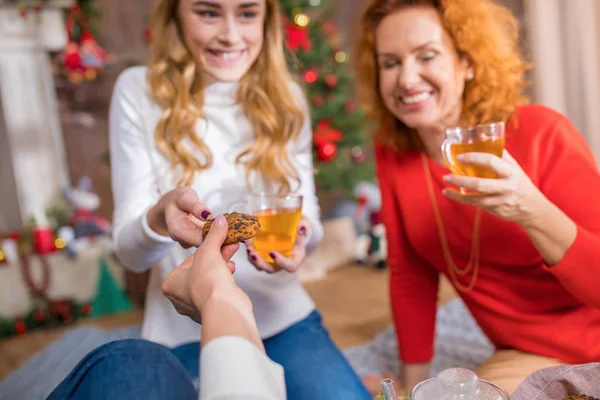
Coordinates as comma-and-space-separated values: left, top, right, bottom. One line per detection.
202, 212, 261, 245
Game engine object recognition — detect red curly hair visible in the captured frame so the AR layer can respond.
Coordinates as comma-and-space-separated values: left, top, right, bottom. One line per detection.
355, 0, 530, 149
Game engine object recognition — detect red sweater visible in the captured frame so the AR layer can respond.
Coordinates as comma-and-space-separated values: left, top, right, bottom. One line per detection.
376, 105, 600, 364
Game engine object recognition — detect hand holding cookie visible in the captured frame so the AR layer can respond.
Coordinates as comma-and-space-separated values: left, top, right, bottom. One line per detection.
147, 187, 213, 249
162, 215, 250, 324
245, 216, 311, 273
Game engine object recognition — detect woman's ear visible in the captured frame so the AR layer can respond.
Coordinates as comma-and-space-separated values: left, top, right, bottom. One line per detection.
462, 55, 475, 81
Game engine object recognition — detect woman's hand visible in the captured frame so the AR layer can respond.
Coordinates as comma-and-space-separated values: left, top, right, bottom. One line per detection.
147, 187, 212, 248
442, 150, 548, 226
245, 216, 311, 273
162, 215, 243, 324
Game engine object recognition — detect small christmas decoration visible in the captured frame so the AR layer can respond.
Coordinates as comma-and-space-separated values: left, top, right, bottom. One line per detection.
81, 303, 92, 316
344, 101, 357, 113
80, 31, 108, 80
316, 140, 337, 162
351, 146, 366, 164
33, 309, 46, 323
312, 96, 325, 108
143, 26, 153, 44
303, 69, 318, 84
325, 74, 338, 88
54, 3, 109, 83
15, 0, 46, 18
353, 182, 387, 269
285, 21, 312, 52
15, 319, 27, 335
313, 120, 342, 144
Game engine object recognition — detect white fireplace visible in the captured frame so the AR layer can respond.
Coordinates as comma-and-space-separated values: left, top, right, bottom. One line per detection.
0, 0, 73, 231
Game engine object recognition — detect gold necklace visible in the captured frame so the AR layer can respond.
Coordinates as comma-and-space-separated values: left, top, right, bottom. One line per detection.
421, 153, 482, 293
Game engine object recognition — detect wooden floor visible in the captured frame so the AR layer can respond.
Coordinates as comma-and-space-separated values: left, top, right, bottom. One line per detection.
0, 265, 456, 381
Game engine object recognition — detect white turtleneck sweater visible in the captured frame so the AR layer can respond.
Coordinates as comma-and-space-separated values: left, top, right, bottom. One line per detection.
109, 66, 323, 350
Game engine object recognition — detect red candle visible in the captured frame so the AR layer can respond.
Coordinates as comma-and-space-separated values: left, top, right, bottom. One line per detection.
33, 227, 55, 254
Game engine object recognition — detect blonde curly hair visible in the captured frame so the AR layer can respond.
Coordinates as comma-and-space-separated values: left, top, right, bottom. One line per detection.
355, 0, 530, 149
147, 0, 305, 193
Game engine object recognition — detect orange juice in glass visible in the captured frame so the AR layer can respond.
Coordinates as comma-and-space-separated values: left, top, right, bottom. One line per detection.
247, 193, 303, 264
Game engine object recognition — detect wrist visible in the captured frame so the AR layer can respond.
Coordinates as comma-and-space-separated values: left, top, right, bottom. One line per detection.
195, 285, 252, 318
200, 286, 262, 351
517, 195, 554, 231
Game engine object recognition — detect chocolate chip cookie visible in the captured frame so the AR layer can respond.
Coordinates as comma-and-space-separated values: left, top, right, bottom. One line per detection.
202, 212, 260, 245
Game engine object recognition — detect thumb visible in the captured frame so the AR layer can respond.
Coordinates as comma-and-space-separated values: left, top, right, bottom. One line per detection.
502, 149, 517, 165
201, 215, 228, 250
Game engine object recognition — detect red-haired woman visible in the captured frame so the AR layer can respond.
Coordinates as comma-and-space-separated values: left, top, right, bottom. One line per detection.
355, 0, 600, 394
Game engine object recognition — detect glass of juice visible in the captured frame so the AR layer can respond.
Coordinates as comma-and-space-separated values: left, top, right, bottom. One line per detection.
441, 122, 505, 194
246, 193, 303, 265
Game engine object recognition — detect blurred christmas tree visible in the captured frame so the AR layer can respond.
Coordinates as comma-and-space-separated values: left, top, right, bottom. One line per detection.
282, 0, 375, 195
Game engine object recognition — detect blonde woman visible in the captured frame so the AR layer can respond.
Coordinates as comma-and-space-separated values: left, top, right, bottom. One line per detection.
47, 0, 370, 399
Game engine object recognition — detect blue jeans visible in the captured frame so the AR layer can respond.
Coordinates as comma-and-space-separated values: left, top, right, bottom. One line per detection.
47, 311, 370, 400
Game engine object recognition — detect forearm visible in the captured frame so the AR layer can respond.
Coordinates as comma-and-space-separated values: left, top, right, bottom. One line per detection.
520, 197, 577, 266
403, 363, 430, 394
199, 288, 264, 352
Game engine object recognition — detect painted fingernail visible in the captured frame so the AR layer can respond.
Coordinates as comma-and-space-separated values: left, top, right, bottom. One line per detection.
214, 215, 226, 227
299, 226, 307, 236
251, 255, 257, 261
200, 210, 211, 220
269, 252, 276, 260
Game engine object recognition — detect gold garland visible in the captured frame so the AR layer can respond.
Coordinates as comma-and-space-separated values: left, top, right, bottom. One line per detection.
421, 153, 482, 293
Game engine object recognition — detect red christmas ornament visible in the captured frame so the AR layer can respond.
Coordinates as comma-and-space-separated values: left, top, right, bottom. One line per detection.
18, 4, 27, 18
8, 232, 21, 241
312, 96, 325, 108
325, 74, 338, 88
285, 22, 312, 52
33, 0, 43, 13
316, 141, 337, 162
322, 20, 338, 38
313, 120, 343, 145
15, 320, 27, 335
344, 101, 356, 113
81, 304, 92, 316
303, 69, 318, 84
34, 309, 46, 323
63, 41, 85, 83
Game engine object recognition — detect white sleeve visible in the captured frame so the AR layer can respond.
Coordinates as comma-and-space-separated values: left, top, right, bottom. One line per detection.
199, 336, 286, 400
292, 84, 324, 255
109, 67, 175, 272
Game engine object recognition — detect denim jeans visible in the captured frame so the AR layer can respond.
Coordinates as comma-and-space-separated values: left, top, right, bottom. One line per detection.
47, 310, 370, 400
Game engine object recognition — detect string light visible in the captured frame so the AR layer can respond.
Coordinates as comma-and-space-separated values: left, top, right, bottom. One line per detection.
54, 238, 67, 250
294, 13, 310, 27
334, 51, 347, 63
0, 251, 4, 262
